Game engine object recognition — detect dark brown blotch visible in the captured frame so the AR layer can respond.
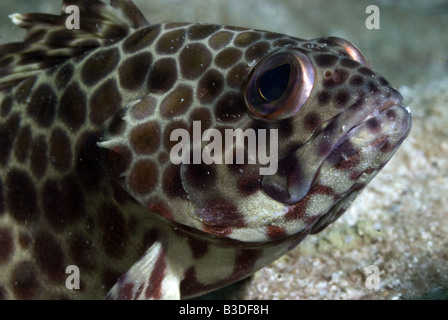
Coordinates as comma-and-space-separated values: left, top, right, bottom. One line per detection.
146, 200, 174, 220
333, 69, 349, 84
163, 120, 189, 150
386, 109, 397, 121
234, 31, 262, 47
81, 48, 120, 86
0, 179, 4, 215
30, 135, 48, 180
317, 141, 332, 157
184, 163, 217, 190
59, 82, 87, 132
27, 83, 57, 128
334, 90, 350, 108
349, 75, 364, 86
231, 249, 261, 278
102, 268, 122, 294
89, 79, 122, 125
245, 41, 270, 62
276, 118, 295, 139
98, 203, 128, 258
147, 57, 178, 94
129, 160, 158, 194
42, 175, 86, 232
75, 131, 104, 190
267, 226, 287, 240
162, 164, 187, 199
49, 128, 72, 172
264, 32, 283, 40
227, 63, 249, 88
101, 144, 132, 178
122, 25, 161, 53
304, 112, 322, 132
214, 92, 245, 122
357, 67, 375, 77
0, 227, 13, 264
378, 76, 390, 87
141, 228, 159, 254
14, 76, 36, 104
164, 22, 191, 29
366, 117, 381, 133
97, 100, 122, 143
18, 232, 32, 250
6, 169, 39, 223
214, 47, 242, 69
199, 198, 246, 230
313, 183, 336, 196
176, 230, 209, 260
118, 52, 152, 90
237, 176, 261, 196
156, 28, 186, 55
103, 24, 129, 44
273, 38, 299, 47
314, 54, 338, 68
160, 85, 193, 118
328, 140, 358, 166
130, 121, 161, 155
208, 30, 234, 50
144, 248, 166, 299
334, 152, 361, 170
367, 81, 380, 94
0, 95, 12, 117
0, 113, 20, 166
189, 107, 212, 130
130, 96, 157, 120
188, 24, 220, 40
197, 69, 225, 104
69, 233, 96, 272
55, 63, 74, 90
340, 58, 361, 69
318, 91, 331, 105
179, 43, 212, 80
380, 139, 395, 154
11, 261, 40, 299
33, 231, 65, 282
225, 26, 247, 31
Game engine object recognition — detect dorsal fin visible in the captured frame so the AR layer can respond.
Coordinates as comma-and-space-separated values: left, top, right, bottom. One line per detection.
0, 0, 149, 91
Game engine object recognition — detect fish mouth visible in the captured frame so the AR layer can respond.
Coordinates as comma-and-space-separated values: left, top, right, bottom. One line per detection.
262, 92, 412, 205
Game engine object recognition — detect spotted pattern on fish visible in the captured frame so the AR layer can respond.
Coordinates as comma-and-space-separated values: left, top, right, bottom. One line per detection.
0, 0, 411, 299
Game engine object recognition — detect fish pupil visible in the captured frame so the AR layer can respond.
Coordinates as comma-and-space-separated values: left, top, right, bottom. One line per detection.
258, 63, 291, 102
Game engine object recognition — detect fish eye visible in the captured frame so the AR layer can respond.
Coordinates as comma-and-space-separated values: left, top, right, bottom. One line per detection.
245, 50, 315, 120
327, 37, 370, 67
258, 63, 291, 102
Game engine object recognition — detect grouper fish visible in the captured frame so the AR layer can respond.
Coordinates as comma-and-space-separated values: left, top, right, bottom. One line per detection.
0, 0, 411, 299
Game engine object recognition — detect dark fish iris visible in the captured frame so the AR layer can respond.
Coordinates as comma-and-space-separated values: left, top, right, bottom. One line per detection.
259, 63, 291, 102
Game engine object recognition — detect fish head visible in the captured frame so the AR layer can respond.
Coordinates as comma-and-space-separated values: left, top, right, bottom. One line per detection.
243, 36, 412, 236
100, 28, 411, 243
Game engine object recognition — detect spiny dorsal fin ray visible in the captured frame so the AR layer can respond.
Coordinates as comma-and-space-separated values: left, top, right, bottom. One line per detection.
109, 0, 150, 28
0, 0, 149, 91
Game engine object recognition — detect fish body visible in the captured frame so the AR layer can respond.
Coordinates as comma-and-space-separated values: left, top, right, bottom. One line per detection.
0, 0, 411, 299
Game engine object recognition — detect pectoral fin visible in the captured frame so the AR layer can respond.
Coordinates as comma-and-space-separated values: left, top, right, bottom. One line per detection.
106, 241, 180, 300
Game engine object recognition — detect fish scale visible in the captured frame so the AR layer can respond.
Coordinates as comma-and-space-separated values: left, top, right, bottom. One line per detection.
0, 0, 411, 299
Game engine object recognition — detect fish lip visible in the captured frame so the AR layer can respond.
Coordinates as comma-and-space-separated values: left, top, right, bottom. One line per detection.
355, 90, 404, 122
262, 90, 411, 206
